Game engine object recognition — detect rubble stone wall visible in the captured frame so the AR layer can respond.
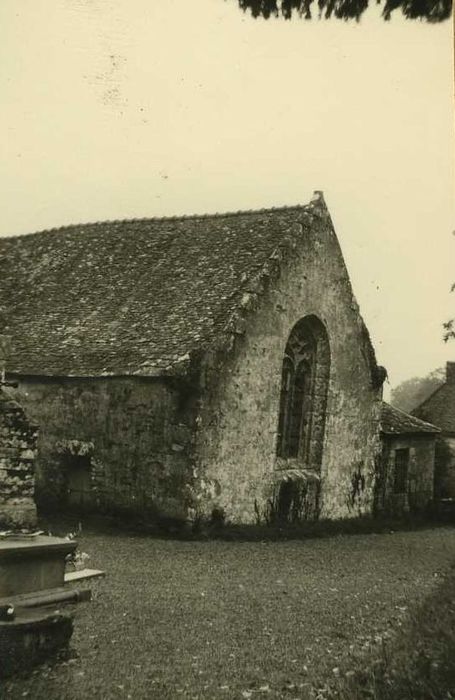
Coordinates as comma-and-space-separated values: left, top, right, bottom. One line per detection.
0, 390, 38, 529
13, 377, 194, 520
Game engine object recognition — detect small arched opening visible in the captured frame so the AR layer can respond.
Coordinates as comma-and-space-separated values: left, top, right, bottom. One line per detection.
273, 470, 321, 523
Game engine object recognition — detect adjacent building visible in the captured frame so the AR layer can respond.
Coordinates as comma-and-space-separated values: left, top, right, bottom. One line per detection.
413, 362, 455, 499
378, 402, 439, 515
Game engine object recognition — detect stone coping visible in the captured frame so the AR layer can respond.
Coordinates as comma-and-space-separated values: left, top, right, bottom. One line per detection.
64, 568, 105, 583
0, 536, 77, 560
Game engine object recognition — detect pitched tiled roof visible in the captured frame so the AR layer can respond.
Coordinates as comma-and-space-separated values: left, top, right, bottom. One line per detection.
380, 402, 440, 436
412, 383, 455, 434
0, 194, 336, 377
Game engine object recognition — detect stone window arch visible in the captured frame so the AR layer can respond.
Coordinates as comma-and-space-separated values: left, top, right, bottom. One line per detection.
276, 315, 330, 470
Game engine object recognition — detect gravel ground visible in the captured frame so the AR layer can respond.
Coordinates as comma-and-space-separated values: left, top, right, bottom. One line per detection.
2, 526, 455, 700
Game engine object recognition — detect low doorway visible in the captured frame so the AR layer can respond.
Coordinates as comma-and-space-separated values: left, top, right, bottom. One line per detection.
66, 454, 93, 508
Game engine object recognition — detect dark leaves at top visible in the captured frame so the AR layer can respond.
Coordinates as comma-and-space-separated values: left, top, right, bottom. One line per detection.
236, 0, 452, 21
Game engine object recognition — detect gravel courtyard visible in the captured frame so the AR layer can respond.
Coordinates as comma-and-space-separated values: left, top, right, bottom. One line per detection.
3, 526, 455, 700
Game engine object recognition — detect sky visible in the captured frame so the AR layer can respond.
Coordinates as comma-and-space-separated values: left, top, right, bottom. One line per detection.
0, 0, 453, 394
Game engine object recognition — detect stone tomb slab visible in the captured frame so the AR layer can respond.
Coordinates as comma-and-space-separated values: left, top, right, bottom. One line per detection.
0, 536, 77, 597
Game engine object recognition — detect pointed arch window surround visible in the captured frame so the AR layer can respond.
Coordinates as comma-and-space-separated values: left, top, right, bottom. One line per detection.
276, 315, 330, 470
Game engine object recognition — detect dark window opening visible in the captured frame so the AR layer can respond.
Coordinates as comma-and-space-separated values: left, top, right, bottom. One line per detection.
393, 448, 409, 494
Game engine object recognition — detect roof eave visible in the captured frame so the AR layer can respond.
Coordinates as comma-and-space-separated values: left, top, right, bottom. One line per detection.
380, 427, 441, 436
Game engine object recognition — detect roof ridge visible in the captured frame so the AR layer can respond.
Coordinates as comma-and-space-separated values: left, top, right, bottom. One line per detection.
1, 202, 317, 241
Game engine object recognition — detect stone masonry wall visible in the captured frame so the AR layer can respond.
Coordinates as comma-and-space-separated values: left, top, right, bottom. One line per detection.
434, 435, 455, 499
378, 435, 435, 515
13, 377, 194, 520
191, 206, 382, 523
444, 437, 455, 497
0, 389, 38, 529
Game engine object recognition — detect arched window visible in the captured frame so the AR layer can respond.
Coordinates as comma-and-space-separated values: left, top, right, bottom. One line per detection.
276, 316, 330, 470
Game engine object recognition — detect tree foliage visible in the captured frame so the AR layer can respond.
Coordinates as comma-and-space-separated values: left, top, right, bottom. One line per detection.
390, 367, 445, 413
443, 280, 455, 343
235, 0, 452, 21
444, 318, 455, 342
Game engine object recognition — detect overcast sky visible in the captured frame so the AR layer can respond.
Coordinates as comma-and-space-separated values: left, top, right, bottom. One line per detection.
1, 0, 453, 393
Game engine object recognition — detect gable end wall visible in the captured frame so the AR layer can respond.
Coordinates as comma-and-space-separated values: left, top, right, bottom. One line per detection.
191, 210, 382, 523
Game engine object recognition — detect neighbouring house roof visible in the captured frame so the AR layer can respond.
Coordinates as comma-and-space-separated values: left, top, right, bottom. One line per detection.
412, 381, 455, 434
380, 402, 440, 436
0, 192, 379, 379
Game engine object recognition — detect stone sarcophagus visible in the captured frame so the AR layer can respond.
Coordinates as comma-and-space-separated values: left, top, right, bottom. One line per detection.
0, 535, 77, 598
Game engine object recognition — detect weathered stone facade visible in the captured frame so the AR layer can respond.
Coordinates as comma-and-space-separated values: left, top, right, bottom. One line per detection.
413, 362, 455, 499
0, 389, 38, 529
1, 193, 387, 524
192, 205, 383, 522
15, 377, 195, 520
434, 436, 455, 498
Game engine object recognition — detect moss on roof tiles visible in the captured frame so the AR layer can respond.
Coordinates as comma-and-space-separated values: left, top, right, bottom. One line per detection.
0, 202, 323, 377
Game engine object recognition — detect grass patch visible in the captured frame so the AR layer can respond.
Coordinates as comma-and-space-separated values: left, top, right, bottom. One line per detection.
323, 564, 455, 699
3, 525, 455, 699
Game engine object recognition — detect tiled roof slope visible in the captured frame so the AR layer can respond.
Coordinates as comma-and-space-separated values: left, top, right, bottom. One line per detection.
0, 194, 340, 377
380, 402, 440, 436
412, 384, 455, 434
